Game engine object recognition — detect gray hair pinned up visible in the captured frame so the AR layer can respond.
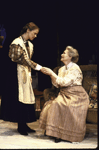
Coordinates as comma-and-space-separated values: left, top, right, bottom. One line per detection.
66, 46, 79, 63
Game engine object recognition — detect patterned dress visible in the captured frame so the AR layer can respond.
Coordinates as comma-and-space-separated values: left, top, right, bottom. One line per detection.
1, 36, 42, 123
39, 62, 89, 142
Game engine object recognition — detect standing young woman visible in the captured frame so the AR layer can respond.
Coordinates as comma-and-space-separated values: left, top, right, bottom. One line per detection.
0, 22, 43, 135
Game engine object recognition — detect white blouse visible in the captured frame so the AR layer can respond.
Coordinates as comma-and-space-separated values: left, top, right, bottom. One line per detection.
52, 62, 83, 88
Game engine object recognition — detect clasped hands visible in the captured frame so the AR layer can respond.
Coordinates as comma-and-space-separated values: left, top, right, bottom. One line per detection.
40, 67, 58, 84
40, 67, 53, 76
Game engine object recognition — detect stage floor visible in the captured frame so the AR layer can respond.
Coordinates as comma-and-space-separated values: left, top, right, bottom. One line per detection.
0, 119, 98, 149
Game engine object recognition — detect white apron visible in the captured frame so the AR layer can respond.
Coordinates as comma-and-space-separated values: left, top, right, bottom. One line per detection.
17, 64, 35, 104
11, 36, 35, 104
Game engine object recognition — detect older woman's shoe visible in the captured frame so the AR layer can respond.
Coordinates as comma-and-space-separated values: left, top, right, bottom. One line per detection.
55, 138, 61, 143
44, 130, 47, 136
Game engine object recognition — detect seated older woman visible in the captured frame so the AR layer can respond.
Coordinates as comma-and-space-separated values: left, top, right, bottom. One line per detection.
40, 46, 89, 143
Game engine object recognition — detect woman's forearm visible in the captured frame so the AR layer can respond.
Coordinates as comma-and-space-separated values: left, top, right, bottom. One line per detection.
50, 72, 59, 87
50, 72, 57, 80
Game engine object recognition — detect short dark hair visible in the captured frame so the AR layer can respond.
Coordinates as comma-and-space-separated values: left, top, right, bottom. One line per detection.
20, 22, 40, 36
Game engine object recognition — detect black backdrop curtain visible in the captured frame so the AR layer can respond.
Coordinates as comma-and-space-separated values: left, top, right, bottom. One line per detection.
0, 1, 98, 91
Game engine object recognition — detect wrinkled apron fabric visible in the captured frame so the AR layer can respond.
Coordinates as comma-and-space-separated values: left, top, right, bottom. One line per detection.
17, 64, 35, 104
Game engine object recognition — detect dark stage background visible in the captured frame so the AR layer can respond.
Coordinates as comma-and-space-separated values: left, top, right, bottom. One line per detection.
0, 1, 98, 91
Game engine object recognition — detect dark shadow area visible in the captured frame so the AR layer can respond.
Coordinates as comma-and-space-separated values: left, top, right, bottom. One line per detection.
0, 1, 98, 92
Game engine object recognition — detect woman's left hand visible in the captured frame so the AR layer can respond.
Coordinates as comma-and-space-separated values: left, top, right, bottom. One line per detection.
41, 67, 53, 76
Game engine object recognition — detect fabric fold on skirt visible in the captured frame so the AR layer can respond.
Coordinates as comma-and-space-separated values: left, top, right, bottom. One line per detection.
39, 86, 89, 142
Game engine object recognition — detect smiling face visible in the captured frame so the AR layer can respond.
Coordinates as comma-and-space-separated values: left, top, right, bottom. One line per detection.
61, 49, 72, 63
27, 29, 39, 41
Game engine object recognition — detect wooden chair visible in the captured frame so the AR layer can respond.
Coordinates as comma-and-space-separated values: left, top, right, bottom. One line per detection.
43, 64, 97, 124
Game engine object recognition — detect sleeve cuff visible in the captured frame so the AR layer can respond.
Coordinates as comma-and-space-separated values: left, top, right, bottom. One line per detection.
35, 64, 42, 71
